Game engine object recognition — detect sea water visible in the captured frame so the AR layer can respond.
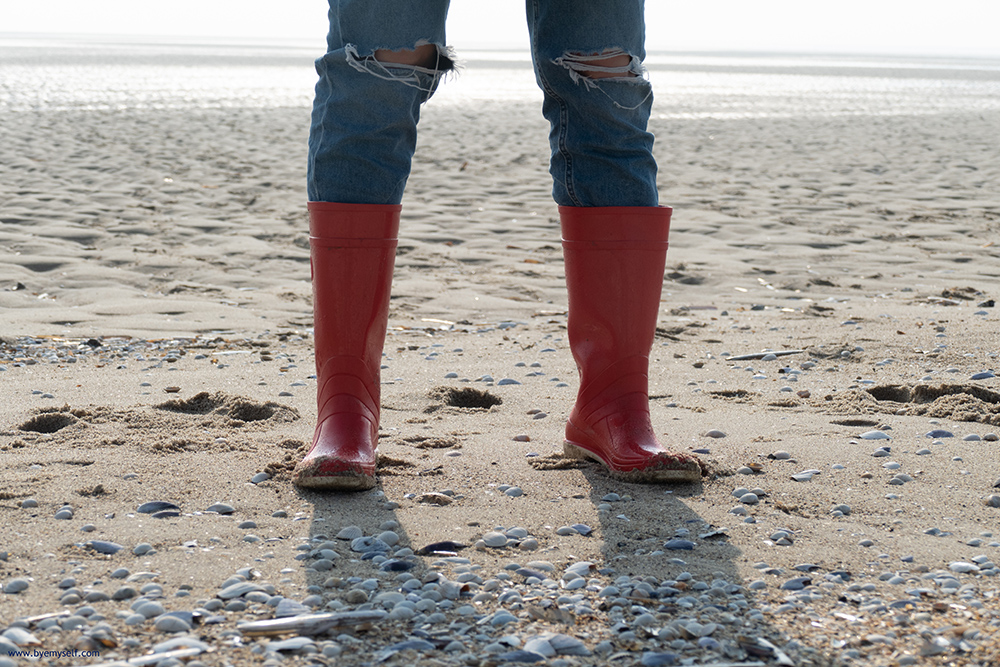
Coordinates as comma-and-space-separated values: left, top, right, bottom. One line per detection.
2, 34, 999, 117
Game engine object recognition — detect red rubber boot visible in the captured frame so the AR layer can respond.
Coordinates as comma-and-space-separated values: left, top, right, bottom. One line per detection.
560, 206, 703, 483
293, 202, 399, 490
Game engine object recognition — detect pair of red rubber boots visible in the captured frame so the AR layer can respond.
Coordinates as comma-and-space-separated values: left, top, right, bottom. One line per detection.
292, 202, 703, 490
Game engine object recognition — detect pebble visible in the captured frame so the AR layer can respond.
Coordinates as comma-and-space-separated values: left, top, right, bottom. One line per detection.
20, 498, 38, 509
950, 562, 980, 574
971, 371, 996, 380
251, 472, 271, 484
769, 450, 791, 460
861, 430, 891, 440
133, 543, 155, 556
206, 503, 235, 515
136, 601, 166, 618
3, 578, 29, 594
664, 539, 695, 550
641, 651, 679, 666
483, 532, 508, 548
87, 540, 124, 555
704, 429, 726, 438
138, 501, 180, 514
739, 493, 760, 505
925, 429, 954, 438
154, 615, 191, 633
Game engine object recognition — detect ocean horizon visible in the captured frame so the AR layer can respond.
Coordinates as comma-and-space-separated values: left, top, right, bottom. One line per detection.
3, 33, 1000, 117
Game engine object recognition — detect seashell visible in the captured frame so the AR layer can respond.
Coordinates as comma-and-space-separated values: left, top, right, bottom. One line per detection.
416, 541, 467, 555
335, 526, 363, 540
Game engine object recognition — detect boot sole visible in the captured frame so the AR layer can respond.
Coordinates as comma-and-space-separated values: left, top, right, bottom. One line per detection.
292, 460, 376, 491
563, 441, 702, 484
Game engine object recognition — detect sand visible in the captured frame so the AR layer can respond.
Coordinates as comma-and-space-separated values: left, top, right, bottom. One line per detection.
2, 96, 1000, 665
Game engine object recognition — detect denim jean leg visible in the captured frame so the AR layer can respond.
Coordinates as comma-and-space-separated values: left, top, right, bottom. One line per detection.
307, 0, 453, 204
526, 0, 657, 207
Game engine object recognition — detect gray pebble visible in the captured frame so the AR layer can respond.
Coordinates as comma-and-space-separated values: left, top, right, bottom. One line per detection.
137, 501, 180, 514
251, 472, 271, 484
20, 498, 38, 509
136, 601, 165, 618
206, 503, 235, 514
3, 578, 30, 594
780, 576, 812, 591
133, 543, 154, 556
154, 615, 191, 633
112, 587, 138, 600
87, 540, 124, 555
54, 509, 74, 520
664, 539, 695, 550
483, 532, 508, 548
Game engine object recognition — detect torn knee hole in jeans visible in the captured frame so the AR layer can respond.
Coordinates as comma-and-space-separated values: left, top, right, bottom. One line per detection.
346, 42, 456, 92
555, 48, 646, 86
554, 49, 652, 110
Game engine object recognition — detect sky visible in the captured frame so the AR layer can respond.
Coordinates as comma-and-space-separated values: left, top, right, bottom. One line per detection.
3, 1, 1000, 57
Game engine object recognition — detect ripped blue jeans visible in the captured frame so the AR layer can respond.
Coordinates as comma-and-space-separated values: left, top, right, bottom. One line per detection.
307, 0, 657, 207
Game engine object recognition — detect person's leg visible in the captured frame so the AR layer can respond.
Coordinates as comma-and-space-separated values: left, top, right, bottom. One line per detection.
527, 0, 703, 482
296, 0, 452, 490
525, 0, 656, 207
308, 0, 453, 204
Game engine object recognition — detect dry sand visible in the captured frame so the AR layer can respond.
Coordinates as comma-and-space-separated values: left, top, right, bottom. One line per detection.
2, 99, 1000, 666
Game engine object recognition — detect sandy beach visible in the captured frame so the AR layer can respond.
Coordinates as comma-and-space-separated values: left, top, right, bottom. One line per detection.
3, 45, 1000, 666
